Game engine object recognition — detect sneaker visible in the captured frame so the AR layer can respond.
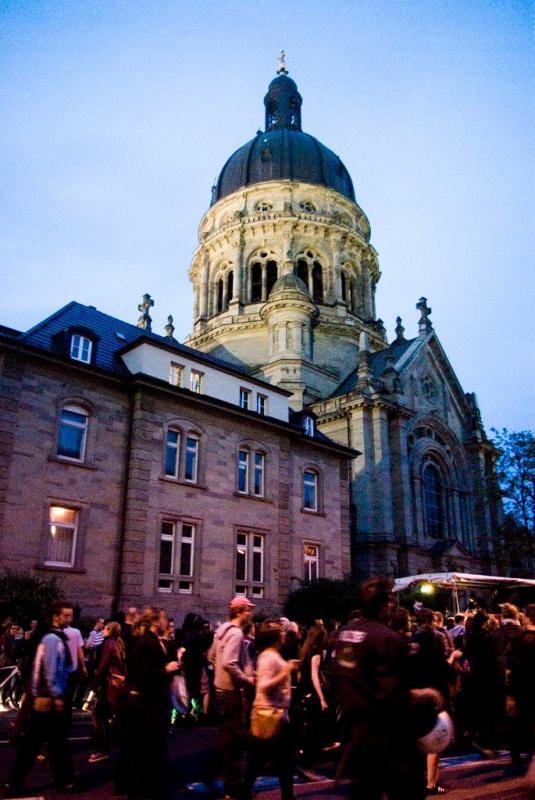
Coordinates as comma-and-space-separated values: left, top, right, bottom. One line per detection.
88, 752, 109, 763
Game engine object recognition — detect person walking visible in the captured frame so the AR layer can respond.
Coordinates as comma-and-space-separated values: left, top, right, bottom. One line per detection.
88, 621, 126, 764
241, 622, 301, 800
5, 601, 77, 796
210, 596, 255, 800
115, 607, 179, 800
334, 577, 441, 800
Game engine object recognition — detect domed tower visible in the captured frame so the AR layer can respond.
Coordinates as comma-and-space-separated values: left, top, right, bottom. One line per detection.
186, 57, 384, 408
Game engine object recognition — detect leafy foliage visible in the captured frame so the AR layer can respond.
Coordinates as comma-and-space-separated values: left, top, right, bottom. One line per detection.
490, 428, 535, 574
491, 428, 534, 534
0, 570, 63, 628
284, 577, 360, 625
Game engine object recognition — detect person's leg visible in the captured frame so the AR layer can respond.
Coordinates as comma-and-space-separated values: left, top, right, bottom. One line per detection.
7, 710, 47, 791
241, 735, 263, 800
277, 723, 295, 800
217, 690, 246, 799
47, 708, 75, 789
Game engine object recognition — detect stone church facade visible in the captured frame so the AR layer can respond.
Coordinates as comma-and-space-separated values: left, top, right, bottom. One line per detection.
0, 62, 499, 618
185, 61, 499, 580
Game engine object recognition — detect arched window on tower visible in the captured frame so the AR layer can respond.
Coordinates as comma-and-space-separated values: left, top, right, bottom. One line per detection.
266, 261, 278, 296
295, 250, 324, 304
251, 262, 262, 302
249, 250, 278, 302
423, 462, 445, 539
227, 271, 234, 304
312, 261, 323, 304
216, 278, 224, 314
341, 272, 347, 304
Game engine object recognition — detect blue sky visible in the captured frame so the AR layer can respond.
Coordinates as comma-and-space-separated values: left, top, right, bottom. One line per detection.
1, 0, 533, 431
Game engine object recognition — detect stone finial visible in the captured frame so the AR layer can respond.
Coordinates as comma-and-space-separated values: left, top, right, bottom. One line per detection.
416, 297, 432, 336
137, 293, 154, 331
277, 49, 288, 75
357, 331, 371, 380
395, 316, 405, 341
164, 315, 175, 339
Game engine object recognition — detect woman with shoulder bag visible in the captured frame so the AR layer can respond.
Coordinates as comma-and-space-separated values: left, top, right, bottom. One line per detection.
88, 621, 126, 764
241, 622, 301, 800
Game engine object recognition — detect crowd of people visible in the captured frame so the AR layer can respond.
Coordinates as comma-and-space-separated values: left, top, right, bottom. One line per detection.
0, 580, 534, 799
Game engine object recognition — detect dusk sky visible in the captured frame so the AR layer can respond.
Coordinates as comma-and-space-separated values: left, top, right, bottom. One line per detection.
1, 1, 533, 432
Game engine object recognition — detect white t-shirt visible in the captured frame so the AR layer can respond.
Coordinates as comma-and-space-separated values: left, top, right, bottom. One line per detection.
64, 626, 84, 670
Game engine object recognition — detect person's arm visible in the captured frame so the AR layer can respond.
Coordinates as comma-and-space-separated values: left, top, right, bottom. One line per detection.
222, 629, 254, 687
311, 653, 328, 710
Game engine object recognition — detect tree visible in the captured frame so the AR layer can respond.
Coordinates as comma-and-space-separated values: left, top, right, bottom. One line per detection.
0, 570, 63, 628
284, 577, 360, 625
490, 428, 535, 574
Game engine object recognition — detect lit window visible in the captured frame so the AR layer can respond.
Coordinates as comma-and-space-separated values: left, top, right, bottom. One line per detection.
165, 430, 180, 478
169, 362, 184, 387
190, 370, 204, 394
303, 470, 318, 511
57, 406, 88, 461
304, 543, 320, 582
70, 335, 92, 364
235, 531, 264, 597
253, 452, 264, 497
303, 416, 315, 436
238, 449, 249, 493
46, 506, 78, 567
256, 395, 267, 415
239, 388, 251, 410
184, 436, 199, 482
158, 520, 195, 593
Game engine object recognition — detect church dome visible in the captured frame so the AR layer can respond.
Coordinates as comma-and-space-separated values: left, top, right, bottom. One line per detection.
211, 68, 355, 205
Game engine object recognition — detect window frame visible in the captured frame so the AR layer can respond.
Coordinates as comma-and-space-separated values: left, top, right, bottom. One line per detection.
164, 428, 181, 479
162, 421, 202, 486
157, 518, 197, 594
70, 334, 93, 364
303, 468, 319, 512
256, 394, 267, 415
235, 530, 265, 598
239, 387, 251, 410
189, 369, 204, 394
422, 461, 446, 539
303, 542, 320, 582
56, 405, 89, 463
45, 505, 79, 568
236, 445, 267, 499
169, 362, 184, 387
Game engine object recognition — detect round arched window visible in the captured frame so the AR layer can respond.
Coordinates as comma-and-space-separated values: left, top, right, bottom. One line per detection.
423, 462, 444, 538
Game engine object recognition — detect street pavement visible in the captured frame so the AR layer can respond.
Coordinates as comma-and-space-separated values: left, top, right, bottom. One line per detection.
0, 710, 533, 799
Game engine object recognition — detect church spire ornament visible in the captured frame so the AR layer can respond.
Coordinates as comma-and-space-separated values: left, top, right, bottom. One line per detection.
277, 49, 288, 75
416, 297, 433, 336
137, 293, 154, 331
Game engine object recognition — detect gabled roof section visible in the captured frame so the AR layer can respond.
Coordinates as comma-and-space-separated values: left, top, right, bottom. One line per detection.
330, 336, 416, 397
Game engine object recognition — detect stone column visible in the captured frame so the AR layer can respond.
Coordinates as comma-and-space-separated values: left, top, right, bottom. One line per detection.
199, 255, 209, 318
389, 416, 413, 543
231, 239, 242, 304
348, 406, 374, 535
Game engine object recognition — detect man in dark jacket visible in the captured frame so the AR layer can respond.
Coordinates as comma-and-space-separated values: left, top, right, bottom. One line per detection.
334, 577, 439, 800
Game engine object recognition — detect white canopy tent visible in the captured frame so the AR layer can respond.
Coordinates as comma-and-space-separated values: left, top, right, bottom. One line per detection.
393, 572, 535, 614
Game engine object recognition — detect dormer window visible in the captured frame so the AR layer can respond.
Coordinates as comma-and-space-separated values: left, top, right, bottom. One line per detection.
70, 334, 92, 364
303, 416, 315, 436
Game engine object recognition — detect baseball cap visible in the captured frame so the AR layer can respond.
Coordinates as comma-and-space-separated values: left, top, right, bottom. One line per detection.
229, 595, 256, 609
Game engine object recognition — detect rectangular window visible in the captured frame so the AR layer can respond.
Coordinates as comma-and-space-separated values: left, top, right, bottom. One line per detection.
256, 394, 267, 415
303, 470, 318, 511
57, 407, 87, 461
239, 388, 251, 409
190, 370, 204, 394
169, 362, 184, 387
46, 506, 78, 567
253, 452, 264, 497
238, 449, 249, 493
70, 335, 92, 364
235, 531, 264, 597
303, 416, 315, 436
304, 543, 320, 582
164, 430, 180, 478
184, 436, 199, 482
158, 520, 196, 593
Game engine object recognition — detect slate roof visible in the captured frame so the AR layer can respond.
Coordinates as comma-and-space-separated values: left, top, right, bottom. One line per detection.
19, 301, 261, 382
330, 336, 417, 398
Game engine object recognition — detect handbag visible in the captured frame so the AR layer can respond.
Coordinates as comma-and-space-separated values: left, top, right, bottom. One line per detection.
107, 671, 126, 709
33, 696, 54, 712
250, 705, 285, 739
